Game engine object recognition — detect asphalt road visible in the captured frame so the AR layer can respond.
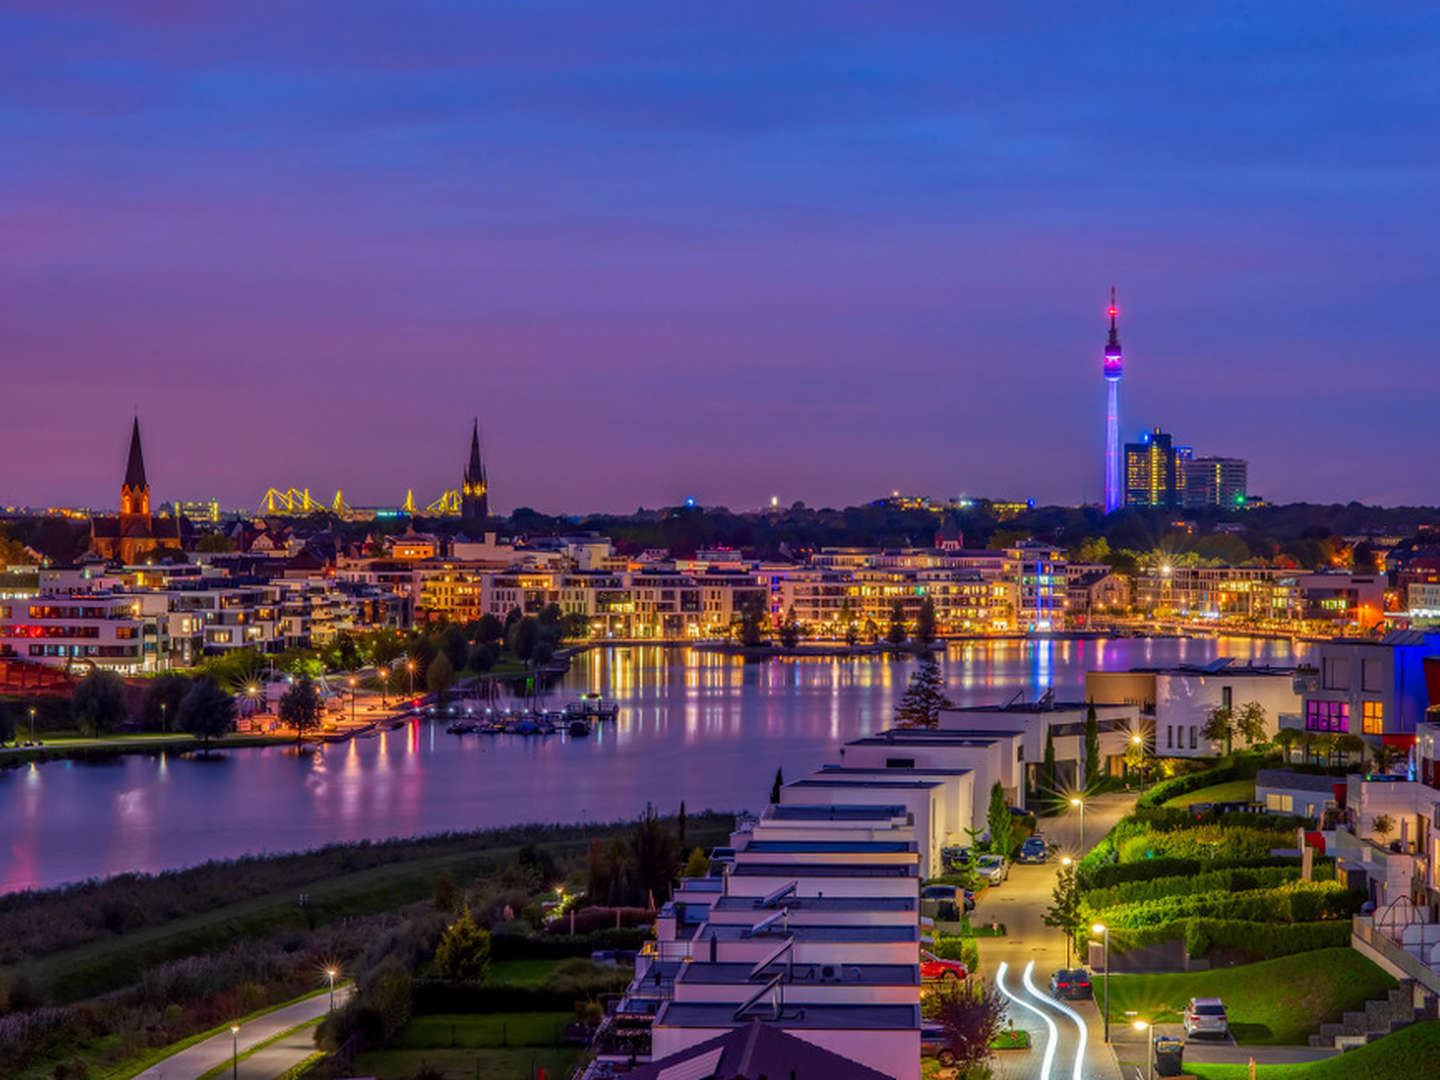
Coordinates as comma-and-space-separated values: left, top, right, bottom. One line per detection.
970, 793, 1136, 1080
136, 986, 350, 1080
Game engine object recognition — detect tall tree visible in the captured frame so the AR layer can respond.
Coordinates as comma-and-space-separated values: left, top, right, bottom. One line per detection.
279, 675, 323, 744
1083, 702, 1100, 787
886, 600, 907, 645
426, 650, 455, 703
1201, 706, 1237, 755
176, 677, 237, 752
986, 781, 1014, 856
896, 655, 953, 728
0, 701, 13, 745
779, 605, 801, 649
631, 802, 680, 905
71, 670, 129, 737
839, 599, 858, 646
1232, 701, 1268, 747
770, 766, 784, 804
677, 800, 687, 853
739, 596, 768, 647
142, 673, 192, 732
433, 904, 492, 981
915, 596, 938, 646
1042, 860, 1084, 963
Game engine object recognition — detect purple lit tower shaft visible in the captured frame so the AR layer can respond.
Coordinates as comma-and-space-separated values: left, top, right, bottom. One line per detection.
1103, 288, 1123, 514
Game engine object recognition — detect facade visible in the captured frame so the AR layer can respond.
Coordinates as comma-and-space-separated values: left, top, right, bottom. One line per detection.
460, 420, 489, 519
1124, 428, 1190, 509
1103, 289, 1124, 514
1298, 632, 1440, 746
0, 592, 173, 672
940, 700, 1139, 789
1183, 456, 1248, 509
1065, 565, 1130, 623
90, 419, 183, 562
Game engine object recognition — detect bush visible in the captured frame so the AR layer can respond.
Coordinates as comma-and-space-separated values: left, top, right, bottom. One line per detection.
1136, 752, 1276, 809
1110, 918, 1352, 960
1115, 825, 1284, 864
1077, 854, 1312, 890
1091, 881, 1359, 930
932, 935, 980, 972
546, 906, 653, 936
492, 927, 647, 960
1081, 865, 1310, 910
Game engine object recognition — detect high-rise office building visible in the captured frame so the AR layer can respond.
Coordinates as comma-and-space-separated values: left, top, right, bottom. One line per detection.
1102, 288, 1124, 514
1124, 427, 1190, 508
1183, 456, 1248, 508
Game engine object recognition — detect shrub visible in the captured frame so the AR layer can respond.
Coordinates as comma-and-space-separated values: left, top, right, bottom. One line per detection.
1077, 854, 1312, 890
1091, 881, 1358, 930
494, 927, 647, 960
1081, 865, 1309, 910
1135, 752, 1275, 809
540, 906, 653, 936
1110, 918, 1351, 960
1115, 825, 1282, 864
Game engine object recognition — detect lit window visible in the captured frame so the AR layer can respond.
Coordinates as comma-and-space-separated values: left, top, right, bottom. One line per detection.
1362, 701, 1383, 735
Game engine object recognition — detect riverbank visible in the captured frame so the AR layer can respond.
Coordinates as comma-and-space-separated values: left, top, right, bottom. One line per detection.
0, 730, 300, 767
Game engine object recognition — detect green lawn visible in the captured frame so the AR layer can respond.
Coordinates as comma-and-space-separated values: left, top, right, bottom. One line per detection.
1188, 1020, 1440, 1079
488, 957, 564, 987
397, 1013, 573, 1049
351, 1047, 578, 1080
1102, 948, 1396, 1044
1162, 779, 1257, 807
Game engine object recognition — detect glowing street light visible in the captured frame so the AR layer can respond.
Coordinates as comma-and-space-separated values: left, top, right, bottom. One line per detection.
1133, 1019, 1154, 1080
1070, 796, 1086, 850
1092, 923, 1111, 1041
327, 967, 338, 1011
348, 676, 358, 725
230, 1024, 240, 1079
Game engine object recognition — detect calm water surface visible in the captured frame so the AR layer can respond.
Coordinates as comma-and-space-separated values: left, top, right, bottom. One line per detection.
0, 637, 1304, 891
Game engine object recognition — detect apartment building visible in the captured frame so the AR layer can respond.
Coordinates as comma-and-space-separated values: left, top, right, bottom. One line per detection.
0, 591, 173, 671
1298, 631, 1440, 744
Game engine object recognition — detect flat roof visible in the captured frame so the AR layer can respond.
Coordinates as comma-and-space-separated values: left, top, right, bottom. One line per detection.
766, 804, 909, 821
676, 961, 919, 986
709, 896, 916, 913
944, 701, 1129, 713
1256, 769, 1341, 794
729, 863, 916, 878
820, 766, 974, 777
743, 841, 915, 854
787, 779, 942, 790
655, 1002, 920, 1031
704, 923, 919, 943
847, 734, 1000, 748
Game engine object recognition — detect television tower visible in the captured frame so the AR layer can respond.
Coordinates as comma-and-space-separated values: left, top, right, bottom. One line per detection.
1103, 287, 1123, 513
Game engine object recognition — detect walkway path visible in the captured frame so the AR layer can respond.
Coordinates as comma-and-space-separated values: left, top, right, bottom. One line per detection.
136, 986, 350, 1080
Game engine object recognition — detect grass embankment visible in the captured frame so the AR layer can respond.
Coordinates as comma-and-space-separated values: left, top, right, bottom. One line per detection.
7, 820, 732, 1005
1162, 779, 1257, 808
355, 1012, 578, 1080
1189, 1020, 1440, 1079
1103, 949, 1396, 1045
0, 731, 296, 764
487, 958, 564, 987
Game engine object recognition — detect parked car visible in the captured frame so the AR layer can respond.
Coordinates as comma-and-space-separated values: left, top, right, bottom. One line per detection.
1017, 837, 1048, 864
974, 854, 1008, 884
920, 884, 975, 915
1184, 997, 1229, 1038
920, 950, 968, 982
1049, 968, 1093, 999
921, 1022, 957, 1067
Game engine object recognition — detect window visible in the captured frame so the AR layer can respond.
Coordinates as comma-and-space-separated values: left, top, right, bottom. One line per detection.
1221, 686, 1233, 709
1362, 701, 1383, 735
1266, 793, 1294, 812
1305, 700, 1349, 732
885, 757, 915, 769
1362, 659, 1383, 692
1322, 657, 1350, 690
1166, 725, 1174, 750
1189, 726, 1197, 750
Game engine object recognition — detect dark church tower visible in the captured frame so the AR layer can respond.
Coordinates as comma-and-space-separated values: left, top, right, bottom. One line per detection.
119, 417, 151, 522
461, 420, 489, 519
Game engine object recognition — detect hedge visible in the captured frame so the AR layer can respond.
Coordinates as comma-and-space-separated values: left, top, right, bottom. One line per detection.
1135, 752, 1276, 809
1110, 918, 1352, 960
413, 981, 595, 1014
1081, 865, 1318, 910
491, 927, 647, 960
1077, 854, 1316, 890
932, 935, 980, 972
1091, 881, 1359, 930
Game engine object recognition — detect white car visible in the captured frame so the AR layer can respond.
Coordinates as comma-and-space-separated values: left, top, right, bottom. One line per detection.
974, 854, 1008, 884
1184, 997, 1229, 1038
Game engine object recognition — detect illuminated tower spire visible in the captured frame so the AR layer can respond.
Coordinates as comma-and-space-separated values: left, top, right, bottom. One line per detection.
461, 418, 489, 519
1103, 288, 1124, 514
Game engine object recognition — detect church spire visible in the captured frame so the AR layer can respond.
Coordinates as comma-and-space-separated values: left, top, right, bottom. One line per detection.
124, 416, 148, 492
461, 419, 489, 519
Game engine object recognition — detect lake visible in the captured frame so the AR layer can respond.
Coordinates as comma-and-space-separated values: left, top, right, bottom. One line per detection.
0, 637, 1304, 892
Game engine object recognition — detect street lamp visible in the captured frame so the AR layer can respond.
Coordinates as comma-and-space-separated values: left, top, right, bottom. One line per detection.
29, 706, 37, 743
230, 1024, 240, 1079
348, 677, 357, 725
327, 967, 338, 1011
248, 684, 260, 718
380, 666, 389, 707
1092, 922, 1111, 1042
160, 701, 168, 733
1133, 1019, 1154, 1080
406, 659, 416, 697
1071, 796, 1086, 851
1060, 856, 1074, 966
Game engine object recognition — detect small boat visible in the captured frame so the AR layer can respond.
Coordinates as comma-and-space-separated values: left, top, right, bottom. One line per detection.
515, 718, 538, 735
446, 721, 477, 735
565, 694, 620, 721
536, 716, 558, 735
568, 717, 592, 737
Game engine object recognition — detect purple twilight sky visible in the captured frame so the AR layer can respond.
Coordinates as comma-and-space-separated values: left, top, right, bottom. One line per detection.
2, 1, 1438, 513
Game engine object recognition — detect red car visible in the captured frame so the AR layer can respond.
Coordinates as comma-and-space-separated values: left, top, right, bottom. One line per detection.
920, 950, 967, 981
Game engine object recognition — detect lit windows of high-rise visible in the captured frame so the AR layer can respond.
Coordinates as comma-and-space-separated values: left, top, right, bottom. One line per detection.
1183, 456, 1249, 508
1123, 428, 1189, 509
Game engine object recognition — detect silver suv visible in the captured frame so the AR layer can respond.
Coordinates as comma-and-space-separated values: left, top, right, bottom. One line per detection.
1184, 997, 1228, 1038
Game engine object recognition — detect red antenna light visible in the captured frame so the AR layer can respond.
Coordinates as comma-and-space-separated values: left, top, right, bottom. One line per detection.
1107, 306, 1117, 318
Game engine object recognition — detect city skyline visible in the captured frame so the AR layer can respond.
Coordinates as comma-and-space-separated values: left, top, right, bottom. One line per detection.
4, 3, 1438, 511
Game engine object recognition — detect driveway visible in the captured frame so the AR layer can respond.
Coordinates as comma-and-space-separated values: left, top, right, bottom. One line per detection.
136, 986, 350, 1080
1109, 1023, 1342, 1072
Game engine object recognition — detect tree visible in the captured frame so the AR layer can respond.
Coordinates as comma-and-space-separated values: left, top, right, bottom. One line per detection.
440, 625, 469, 672
1083, 702, 1100, 787
467, 643, 496, 673
916, 596, 937, 646
176, 677, 236, 752
1233, 701, 1268, 746
71, 670, 129, 737
1335, 732, 1366, 765
682, 847, 710, 879
1370, 741, 1401, 774
738, 596, 767, 647
1042, 860, 1083, 963
433, 904, 491, 981
1371, 813, 1394, 843
779, 605, 801, 650
142, 674, 192, 732
986, 781, 1014, 856
1203, 705, 1237, 755
279, 675, 323, 744
770, 766, 784, 804
195, 533, 236, 553
1310, 732, 1337, 768
886, 600, 907, 645
1274, 728, 1302, 763
839, 599, 858, 646
632, 802, 680, 905
677, 800, 687, 852
585, 837, 612, 904
475, 613, 505, 645
0, 701, 13, 745
426, 650, 455, 702
433, 871, 460, 914
934, 977, 1008, 1073
896, 655, 953, 728
1040, 726, 1057, 797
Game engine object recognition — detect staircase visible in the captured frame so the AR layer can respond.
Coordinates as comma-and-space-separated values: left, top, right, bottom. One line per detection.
1309, 979, 1439, 1050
